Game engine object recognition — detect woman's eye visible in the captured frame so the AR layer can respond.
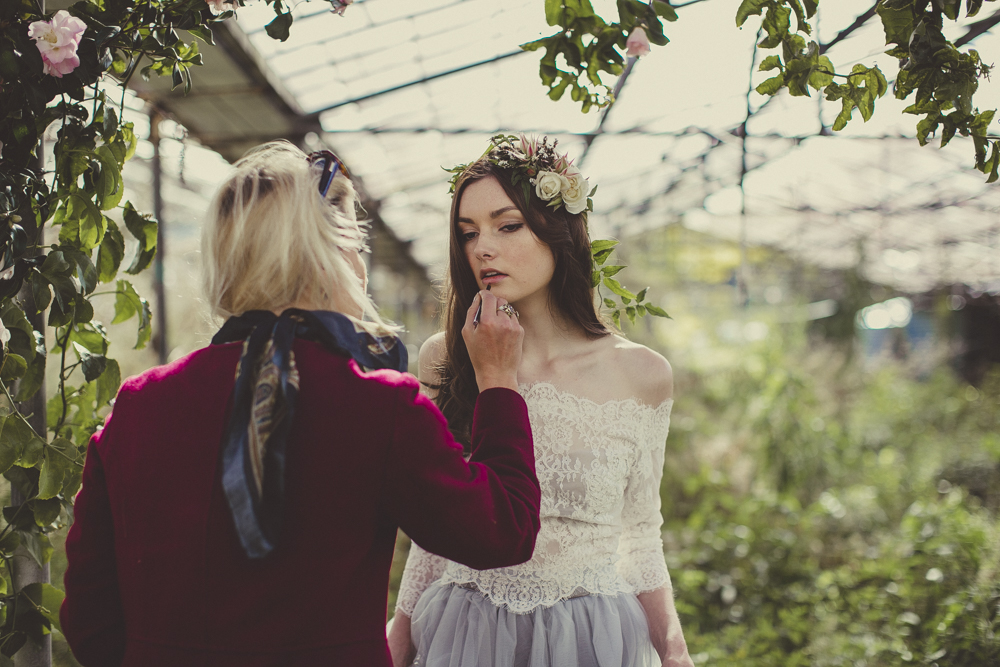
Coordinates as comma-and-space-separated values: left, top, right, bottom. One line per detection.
462, 231, 478, 242
500, 223, 524, 233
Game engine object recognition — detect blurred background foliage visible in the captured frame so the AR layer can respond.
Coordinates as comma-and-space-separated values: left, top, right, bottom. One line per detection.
381, 220, 1000, 667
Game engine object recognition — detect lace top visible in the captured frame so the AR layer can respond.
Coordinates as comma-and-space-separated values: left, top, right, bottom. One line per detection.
396, 382, 673, 615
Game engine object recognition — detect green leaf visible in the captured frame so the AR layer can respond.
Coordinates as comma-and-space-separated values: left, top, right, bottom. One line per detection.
102, 105, 118, 141
545, 0, 562, 25
0, 354, 27, 384
636, 304, 646, 317
611, 309, 621, 329
189, 25, 215, 45
66, 249, 99, 296
21, 582, 65, 633
121, 122, 138, 162
652, 0, 678, 21
97, 219, 125, 283
122, 202, 157, 251
265, 11, 294, 41
0, 531, 19, 555
601, 265, 626, 277
96, 359, 121, 407
112, 280, 152, 349
47, 297, 74, 329
786, 0, 810, 34
876, 3, 915, 47
4, 502, 36, 532
71, 324, 109, 355
21, 583, 66, 632
112, 279, 139, 324
38, 439, 76, 500
756, 75, 785, 96
809, 56, 835, 89
14, 339, 46, 403
602, 276, 637, 300
626, 306, 636, 325
126, 245, 156, 275
31, 273, 52, 312
645, 304, 671, 318
590, 239, 620, 253
18, 532, 53, 568
736, 0, 769, 27
7, 416, 45, 468
72, 342, 107, 383
761, 4, 791, 44
32, 497, 61, 527
833, 96, 855, 132
759, 55, 783, 72
94, 146, 124, 211
984, 140, 1000, 184
636, 287, 648, 302
0, 416, 25, 475
592, 248, 615, 265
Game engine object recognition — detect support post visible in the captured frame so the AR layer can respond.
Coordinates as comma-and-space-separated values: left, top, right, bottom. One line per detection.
10, 136, 51, 667
150, 111, 168, 365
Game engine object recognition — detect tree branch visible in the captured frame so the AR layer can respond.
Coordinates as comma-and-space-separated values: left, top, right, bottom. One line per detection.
955, 8, 1000, 48
820, 2, 879, 55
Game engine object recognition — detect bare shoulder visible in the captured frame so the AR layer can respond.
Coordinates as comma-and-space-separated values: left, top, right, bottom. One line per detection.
608, 336, 673, 406
417, 332, 448, 394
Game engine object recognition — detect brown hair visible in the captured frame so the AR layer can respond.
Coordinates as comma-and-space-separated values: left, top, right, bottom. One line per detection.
434, 158, 609, 446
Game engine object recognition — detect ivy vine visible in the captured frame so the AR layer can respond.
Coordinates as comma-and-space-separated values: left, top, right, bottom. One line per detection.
0, 0, 231, 657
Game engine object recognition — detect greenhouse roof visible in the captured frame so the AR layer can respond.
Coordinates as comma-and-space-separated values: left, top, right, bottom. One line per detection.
141, 0, 1000, 293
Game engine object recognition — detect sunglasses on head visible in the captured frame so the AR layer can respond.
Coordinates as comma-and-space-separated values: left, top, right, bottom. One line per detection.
307, 150, 350, 197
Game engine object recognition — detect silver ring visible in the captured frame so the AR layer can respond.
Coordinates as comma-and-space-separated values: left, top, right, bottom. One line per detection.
498, 303, 518, 318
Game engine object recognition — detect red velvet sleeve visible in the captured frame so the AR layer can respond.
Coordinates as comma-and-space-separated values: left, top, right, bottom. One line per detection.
60, 423, 126, 667
383, 386, 540, 570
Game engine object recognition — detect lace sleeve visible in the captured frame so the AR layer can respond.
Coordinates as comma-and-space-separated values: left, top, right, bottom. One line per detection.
616, 403, 672, 594
395, 542, 449, 617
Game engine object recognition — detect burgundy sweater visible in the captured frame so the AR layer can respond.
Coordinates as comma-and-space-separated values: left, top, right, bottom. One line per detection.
60, 339, 539, 666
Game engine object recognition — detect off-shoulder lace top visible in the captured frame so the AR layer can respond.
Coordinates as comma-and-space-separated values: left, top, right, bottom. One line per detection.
395, 381, 673, 615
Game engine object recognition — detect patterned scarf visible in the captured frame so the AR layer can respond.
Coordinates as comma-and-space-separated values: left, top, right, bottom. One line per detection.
212, 309, 408, 559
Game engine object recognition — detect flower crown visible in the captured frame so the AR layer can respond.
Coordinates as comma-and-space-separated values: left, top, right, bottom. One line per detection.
445, 134, 597, 216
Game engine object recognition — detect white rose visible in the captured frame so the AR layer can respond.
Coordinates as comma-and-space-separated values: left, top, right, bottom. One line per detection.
0, 322, 9, 346
560, 170, 590, 214
534, 171, 566, 202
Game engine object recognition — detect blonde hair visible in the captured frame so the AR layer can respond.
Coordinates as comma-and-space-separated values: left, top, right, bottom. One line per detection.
202, 141, 395, 333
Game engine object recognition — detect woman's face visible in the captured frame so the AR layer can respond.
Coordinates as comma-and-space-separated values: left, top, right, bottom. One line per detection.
456, 177, 555, 306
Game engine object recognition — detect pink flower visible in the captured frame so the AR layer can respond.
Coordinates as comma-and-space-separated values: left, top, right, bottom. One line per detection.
330, 0, 353, 16
205, 0, 238, 15
28, 10, 87, 78
625, 27, 651, 58
520, 133, 537, 158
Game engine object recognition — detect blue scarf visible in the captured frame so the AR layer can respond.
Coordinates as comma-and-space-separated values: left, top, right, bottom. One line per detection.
212, 309, 408, 559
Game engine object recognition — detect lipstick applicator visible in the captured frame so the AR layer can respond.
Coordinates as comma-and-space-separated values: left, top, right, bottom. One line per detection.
472, 284, 491, 327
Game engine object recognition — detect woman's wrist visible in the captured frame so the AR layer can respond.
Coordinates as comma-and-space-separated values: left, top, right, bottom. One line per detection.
475, 372, 519, 393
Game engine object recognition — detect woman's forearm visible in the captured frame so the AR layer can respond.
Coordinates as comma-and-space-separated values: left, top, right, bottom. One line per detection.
387, 612, 414, 667
637, 586, 693, 667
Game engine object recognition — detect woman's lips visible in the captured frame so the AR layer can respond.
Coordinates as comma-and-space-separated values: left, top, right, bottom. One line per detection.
482, 273, 507, 286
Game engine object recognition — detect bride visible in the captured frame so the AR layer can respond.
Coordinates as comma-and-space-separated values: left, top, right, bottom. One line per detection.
387, 135, 694, 667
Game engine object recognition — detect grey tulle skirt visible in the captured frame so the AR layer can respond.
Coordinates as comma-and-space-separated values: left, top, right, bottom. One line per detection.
409, 582, 660, 667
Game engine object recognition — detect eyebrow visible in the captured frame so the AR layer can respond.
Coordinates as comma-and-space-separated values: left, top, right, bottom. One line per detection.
457, 206, 521, 224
